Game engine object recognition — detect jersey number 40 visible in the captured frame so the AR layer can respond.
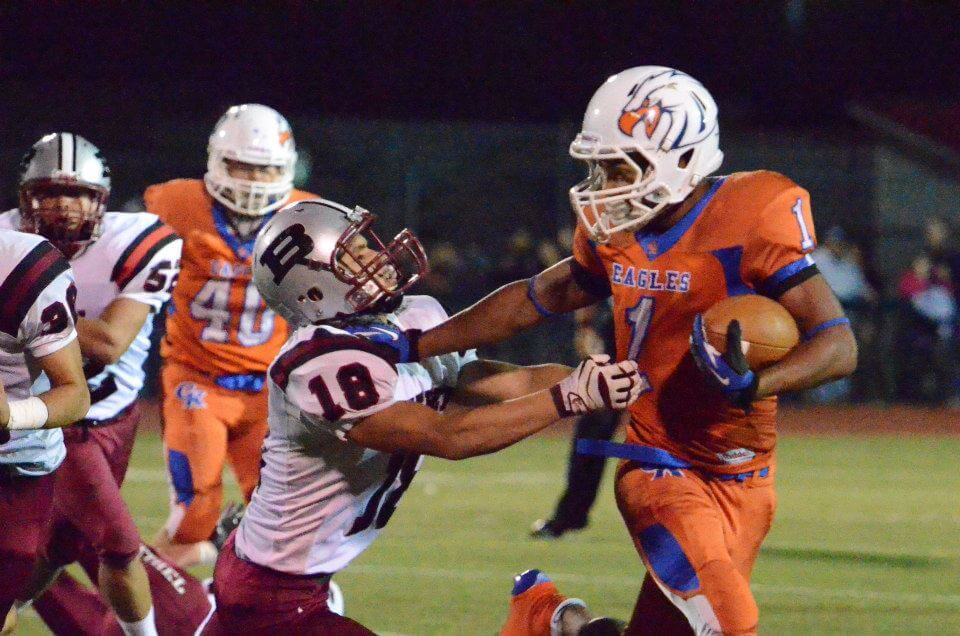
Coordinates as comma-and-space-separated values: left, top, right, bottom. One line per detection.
190, 280, 275, 347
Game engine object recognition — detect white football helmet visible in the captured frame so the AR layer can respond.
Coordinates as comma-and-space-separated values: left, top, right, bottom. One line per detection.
569, 66, 724, 242
252, 198, 427, 326
205, 104, 297, 217
18, 132, 111, 255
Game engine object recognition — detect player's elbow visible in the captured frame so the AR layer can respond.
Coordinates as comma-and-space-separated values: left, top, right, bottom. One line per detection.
832, 326, 858, 379
80, 326, 127, 365
88, 342, 125, 366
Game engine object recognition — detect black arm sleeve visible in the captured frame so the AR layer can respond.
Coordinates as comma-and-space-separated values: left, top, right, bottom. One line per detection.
570, 260, 612, 300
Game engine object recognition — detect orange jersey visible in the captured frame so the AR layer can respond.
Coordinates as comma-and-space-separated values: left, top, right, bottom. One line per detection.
144, 179, 318, 376
573, 171, 817, 473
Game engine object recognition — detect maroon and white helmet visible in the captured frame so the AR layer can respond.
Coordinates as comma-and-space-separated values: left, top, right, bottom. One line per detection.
18, 132, 111, 255
252, 199, 427, 326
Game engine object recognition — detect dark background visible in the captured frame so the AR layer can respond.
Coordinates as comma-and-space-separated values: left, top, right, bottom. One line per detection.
2, 2, 957, 130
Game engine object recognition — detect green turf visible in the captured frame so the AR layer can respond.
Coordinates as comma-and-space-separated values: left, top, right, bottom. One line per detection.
17, 432, 960, 635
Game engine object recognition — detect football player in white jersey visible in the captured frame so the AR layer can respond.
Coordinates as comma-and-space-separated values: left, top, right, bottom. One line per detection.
0, 229, 89, 634
0, 133, 182, 636
199, 199, 645, 634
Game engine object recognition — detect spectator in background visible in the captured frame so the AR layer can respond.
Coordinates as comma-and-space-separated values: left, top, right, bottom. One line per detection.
491, 229, 541, 289
807, 226, 877, 403
896, 253, 957, 403
920, 216, 960, 404
485, 230, 572, 366
536, 238, 561, 270
923, 216, 960, 284
418, 241, 461, 310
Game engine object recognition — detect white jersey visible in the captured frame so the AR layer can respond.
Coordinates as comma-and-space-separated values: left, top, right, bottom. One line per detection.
0, 210, 182, 422
236, 295, 477, 575
0, 230, 77, 476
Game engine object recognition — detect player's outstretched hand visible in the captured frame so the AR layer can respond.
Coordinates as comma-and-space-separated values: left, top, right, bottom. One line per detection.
689, 314, 758, 410
551, 354, 643, 416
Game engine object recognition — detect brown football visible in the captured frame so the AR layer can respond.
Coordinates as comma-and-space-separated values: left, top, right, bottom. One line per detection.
702, 295, 800, 370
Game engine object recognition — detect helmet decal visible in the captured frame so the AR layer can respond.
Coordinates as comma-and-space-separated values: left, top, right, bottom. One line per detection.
618, 98, 663, 139
616, 69, 715, 151
259, 223, 316, 284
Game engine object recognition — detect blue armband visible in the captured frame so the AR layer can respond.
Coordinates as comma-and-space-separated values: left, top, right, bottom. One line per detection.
803, 317, 851, 341
527, 277, 556, 318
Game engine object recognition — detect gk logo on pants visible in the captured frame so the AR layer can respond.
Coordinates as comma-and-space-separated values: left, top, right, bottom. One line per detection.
175, 382, 207, 410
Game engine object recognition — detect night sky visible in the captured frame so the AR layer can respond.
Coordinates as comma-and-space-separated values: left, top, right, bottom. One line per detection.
1, 1, 957, 131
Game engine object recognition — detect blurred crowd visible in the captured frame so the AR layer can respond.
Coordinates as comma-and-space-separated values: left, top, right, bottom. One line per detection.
894, 217, 959, 405
416, 218, 960, 407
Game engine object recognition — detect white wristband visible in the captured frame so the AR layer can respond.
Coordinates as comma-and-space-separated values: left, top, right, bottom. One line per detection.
7, 397, 49, 430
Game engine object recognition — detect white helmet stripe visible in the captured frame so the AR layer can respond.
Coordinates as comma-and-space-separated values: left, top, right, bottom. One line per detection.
60, 132, 74, 174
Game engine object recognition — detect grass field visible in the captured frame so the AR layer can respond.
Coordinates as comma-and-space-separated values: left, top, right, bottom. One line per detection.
17, 429, 960, 635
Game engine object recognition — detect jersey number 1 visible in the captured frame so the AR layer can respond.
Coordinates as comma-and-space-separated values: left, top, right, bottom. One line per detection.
624, 297, 653, 394
792, 197, 815, 251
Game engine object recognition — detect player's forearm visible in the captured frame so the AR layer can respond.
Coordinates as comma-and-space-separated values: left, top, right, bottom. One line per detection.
455, 361, 572, 404
756, 325, 857, 398
35, 340, 91, 427
77, 317, 129, 365
437, 390, 562, 460
39, 381, 91, 427
418, 279, 546, 358
488, 364, 572, 399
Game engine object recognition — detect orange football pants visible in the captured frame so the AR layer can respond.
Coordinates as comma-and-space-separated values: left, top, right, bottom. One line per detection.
615, 458, 777, 636
160, 361, 268, 544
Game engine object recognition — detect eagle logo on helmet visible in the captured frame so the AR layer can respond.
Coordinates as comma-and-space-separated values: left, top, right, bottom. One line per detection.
618, 98, 663, 139
615, 71, 715, 151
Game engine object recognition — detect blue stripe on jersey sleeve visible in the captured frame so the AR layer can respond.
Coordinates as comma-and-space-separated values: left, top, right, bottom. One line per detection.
758, 254, 815, 297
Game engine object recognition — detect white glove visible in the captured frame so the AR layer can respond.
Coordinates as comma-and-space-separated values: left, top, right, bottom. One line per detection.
550, 354, 644, 416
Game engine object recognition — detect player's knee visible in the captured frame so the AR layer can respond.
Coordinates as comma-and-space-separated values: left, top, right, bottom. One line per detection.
171, 506, 220, 544
100, 543, 141, 571
696, 559, 758, 636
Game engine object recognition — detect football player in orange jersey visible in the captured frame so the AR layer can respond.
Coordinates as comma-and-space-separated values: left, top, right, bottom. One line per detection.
395, 67, 857, 635
144, 104, 318, 568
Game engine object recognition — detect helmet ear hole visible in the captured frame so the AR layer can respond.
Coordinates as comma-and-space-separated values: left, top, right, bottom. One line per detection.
678, 149, 694, 169
306, 287, 324, 302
